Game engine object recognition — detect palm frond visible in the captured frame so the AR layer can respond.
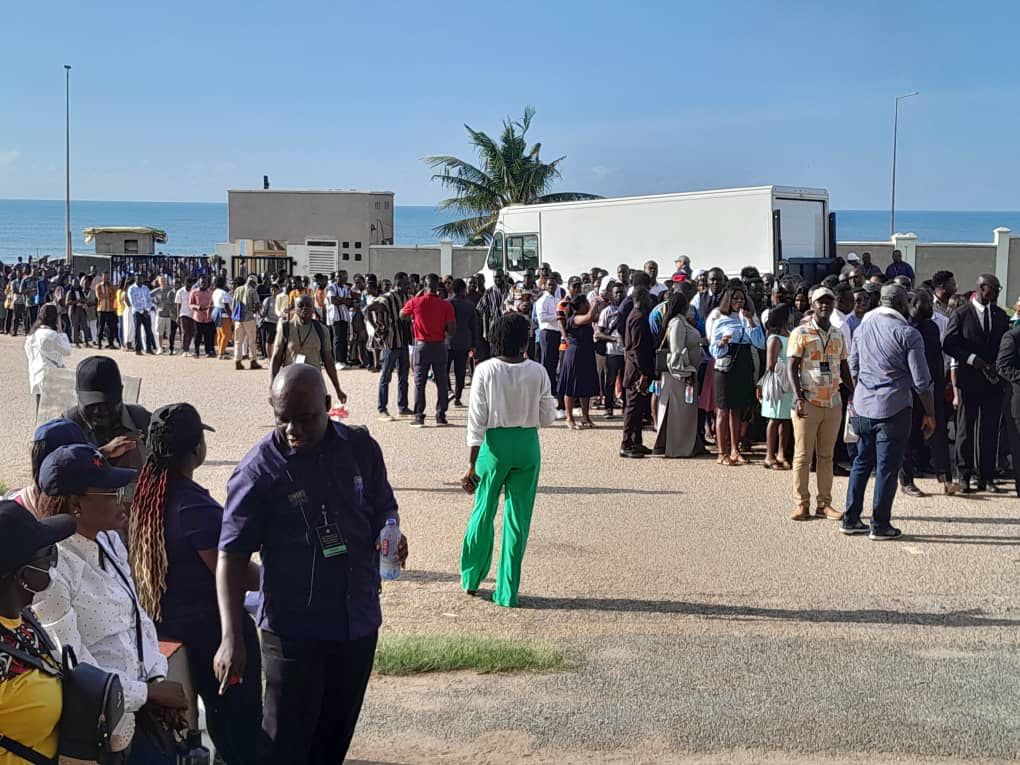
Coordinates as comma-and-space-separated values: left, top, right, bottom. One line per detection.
424, 107, 596, 242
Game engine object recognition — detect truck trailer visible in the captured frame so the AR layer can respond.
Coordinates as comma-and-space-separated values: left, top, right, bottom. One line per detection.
483, 185, 837, 284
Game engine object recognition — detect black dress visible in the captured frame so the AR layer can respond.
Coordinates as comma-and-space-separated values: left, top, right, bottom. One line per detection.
558, 317, 599, 397
715, 341, 755, 410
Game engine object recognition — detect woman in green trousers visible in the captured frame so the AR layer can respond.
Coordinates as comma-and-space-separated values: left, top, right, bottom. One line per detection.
460, 313, 558, 606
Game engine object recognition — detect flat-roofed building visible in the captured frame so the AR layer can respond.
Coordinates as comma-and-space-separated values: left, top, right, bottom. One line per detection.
227, 188, 395, 275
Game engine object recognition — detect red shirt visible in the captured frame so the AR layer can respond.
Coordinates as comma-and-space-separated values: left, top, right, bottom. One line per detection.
402, 292, 455, 342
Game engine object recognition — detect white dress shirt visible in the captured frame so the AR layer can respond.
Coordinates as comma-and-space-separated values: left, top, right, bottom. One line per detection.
968, 297, 989, 366
831, 309, 854, 352
533, 292, 561, 334
33, 531, 168, 743
326, 282, 353, 323
467, 358, 558, 447
175, 286, 193, 319
23, 326, 71, 394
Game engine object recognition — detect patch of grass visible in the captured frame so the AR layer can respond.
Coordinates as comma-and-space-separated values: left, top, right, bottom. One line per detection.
375, 635, 570, 676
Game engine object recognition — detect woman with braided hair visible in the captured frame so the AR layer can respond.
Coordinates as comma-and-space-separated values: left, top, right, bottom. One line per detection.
130, 402, 262, 764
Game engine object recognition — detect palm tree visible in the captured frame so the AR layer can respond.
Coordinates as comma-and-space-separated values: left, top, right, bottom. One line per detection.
425, 107, 601, 244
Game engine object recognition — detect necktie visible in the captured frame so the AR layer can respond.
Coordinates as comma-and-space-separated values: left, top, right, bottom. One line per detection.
983, 306, 991, 337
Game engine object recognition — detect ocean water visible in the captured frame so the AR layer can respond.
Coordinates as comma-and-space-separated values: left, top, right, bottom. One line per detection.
2, 198, 1019, 261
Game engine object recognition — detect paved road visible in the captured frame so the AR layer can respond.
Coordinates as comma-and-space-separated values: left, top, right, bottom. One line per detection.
3, 337, 1017, 763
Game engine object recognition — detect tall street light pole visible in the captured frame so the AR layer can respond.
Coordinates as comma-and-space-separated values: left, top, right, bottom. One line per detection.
890, 91, 919, 237
64, 65, 72, 264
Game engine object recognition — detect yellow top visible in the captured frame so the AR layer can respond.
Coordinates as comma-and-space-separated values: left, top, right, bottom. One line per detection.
0, 614, 61, 763
116, 288, 126, 317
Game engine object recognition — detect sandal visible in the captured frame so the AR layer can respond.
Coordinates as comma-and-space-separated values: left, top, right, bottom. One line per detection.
581, 419, 595, 429
763, 460, 776, 470
568, 422, 583, 431
776, 461, 792, 471
718, 455, 734, 466
730, 452, 748, 465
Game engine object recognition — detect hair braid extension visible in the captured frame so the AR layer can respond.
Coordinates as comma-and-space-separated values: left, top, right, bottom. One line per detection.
129, 455, 170, 621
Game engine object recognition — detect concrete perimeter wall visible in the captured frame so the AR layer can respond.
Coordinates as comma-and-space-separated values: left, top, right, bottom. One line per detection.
366, 244, 487, 278
837, 229, 1018, 303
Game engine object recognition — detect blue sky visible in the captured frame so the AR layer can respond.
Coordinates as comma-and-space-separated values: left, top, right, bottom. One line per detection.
2, 1, 1017, 210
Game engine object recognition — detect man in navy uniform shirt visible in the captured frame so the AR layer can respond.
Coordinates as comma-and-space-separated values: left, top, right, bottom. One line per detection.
214, 364, 408, 763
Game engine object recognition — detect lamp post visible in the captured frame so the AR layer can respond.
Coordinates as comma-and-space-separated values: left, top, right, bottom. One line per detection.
889, 91, 918, 237
64, 64, 72, 264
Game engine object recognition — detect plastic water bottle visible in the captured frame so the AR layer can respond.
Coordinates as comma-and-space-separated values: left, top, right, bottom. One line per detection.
379, 518, 402, 581
685, 383, 695, 404
182, 730, 210, 765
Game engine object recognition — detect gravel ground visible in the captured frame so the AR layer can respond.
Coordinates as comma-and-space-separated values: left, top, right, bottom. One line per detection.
2, 335, 1018, 763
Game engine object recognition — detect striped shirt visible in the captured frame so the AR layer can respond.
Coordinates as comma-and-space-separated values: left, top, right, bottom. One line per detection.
478, 286, 509, 340
369, 289, 412, 349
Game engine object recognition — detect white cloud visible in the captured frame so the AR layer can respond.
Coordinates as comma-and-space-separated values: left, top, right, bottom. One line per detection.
0, 150, 21, 166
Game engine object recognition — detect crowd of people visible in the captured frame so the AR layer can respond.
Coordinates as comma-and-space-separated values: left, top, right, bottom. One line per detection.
2, 249, 1020, 763
1, 353, 406, 764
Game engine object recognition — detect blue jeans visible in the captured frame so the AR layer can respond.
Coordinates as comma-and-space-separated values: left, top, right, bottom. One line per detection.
378, 346, 409, 412
844, 407, 912, 530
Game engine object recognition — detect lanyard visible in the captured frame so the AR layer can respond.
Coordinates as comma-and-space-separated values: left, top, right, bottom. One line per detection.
813, 321, 833, 359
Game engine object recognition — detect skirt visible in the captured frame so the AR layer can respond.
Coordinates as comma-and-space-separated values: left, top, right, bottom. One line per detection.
715, 343, 755, 411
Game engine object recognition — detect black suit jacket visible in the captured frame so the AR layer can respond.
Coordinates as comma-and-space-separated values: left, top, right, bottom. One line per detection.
623, 307, 655, 386
942, 302, 1009, 391
996, 325, 1020, 419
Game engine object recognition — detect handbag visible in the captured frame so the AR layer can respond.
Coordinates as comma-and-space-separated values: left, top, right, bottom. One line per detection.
0, 610, 125, 764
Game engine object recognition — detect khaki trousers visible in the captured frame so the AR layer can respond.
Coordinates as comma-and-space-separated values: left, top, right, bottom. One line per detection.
792, 400, 842, 509
234, 319, 257, 360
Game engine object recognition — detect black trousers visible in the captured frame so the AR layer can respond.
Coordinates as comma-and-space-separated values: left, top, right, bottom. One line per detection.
8, 305, 26, 336
160, 616, 262, 765
98, 310, 119, 347
539, 329, 563, 407
448, 347, 469, 402
413, 340, 449, 417
134, 311, 156, 351
260, 630, 377, 765
331, 320, 349, 364
1005, 407, 1020, 496
900, 392, 951, 485
956, 386, 1003, 482
68, 308, 88, 343
179, 315, 195, 354
604, 354, 625, 413
195, 320, 216, 356
622, 386, 650, 449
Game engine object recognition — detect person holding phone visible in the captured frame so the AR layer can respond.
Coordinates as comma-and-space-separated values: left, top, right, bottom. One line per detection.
460, 312, 558, 607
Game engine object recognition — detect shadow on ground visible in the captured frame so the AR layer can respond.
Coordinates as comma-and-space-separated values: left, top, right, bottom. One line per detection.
517, 595, 1020, 627
402, 482, 682, 496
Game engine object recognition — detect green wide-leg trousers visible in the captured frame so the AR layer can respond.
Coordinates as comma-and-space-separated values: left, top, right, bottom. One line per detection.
459, 427, 541, 607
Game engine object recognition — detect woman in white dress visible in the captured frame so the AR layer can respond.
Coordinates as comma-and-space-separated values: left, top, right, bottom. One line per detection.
24, 304, 71, 412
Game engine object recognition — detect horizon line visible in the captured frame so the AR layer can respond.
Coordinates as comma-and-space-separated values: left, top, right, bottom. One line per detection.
3, 197, 1020, 214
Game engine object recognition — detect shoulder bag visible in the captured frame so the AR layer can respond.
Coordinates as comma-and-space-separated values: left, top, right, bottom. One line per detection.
0, 609, 125, 764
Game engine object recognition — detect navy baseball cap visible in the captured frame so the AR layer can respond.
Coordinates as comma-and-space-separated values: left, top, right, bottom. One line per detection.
38, 444, 137, 497
33, 418, 88, 457
0, 500, 75, 576
148, 403, 214, 458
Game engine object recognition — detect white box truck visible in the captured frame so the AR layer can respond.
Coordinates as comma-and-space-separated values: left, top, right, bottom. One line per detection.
483, 185, 836, 283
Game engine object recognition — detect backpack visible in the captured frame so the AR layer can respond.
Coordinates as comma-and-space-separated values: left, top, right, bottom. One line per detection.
0, 609, 125, 764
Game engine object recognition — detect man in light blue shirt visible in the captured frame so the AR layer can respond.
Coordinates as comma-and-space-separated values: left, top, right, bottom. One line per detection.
842, 284, 934, 540
126, 275, 156, 355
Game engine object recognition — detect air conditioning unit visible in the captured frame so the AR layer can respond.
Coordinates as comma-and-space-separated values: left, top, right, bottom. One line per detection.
306, 239, 338, 274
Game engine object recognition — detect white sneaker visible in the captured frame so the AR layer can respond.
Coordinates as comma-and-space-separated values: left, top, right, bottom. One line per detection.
555, 409, 567, 421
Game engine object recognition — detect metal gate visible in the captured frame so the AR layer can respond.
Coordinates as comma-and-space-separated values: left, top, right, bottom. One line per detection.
231, 255, 294, 280
108, 255, 211, 282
